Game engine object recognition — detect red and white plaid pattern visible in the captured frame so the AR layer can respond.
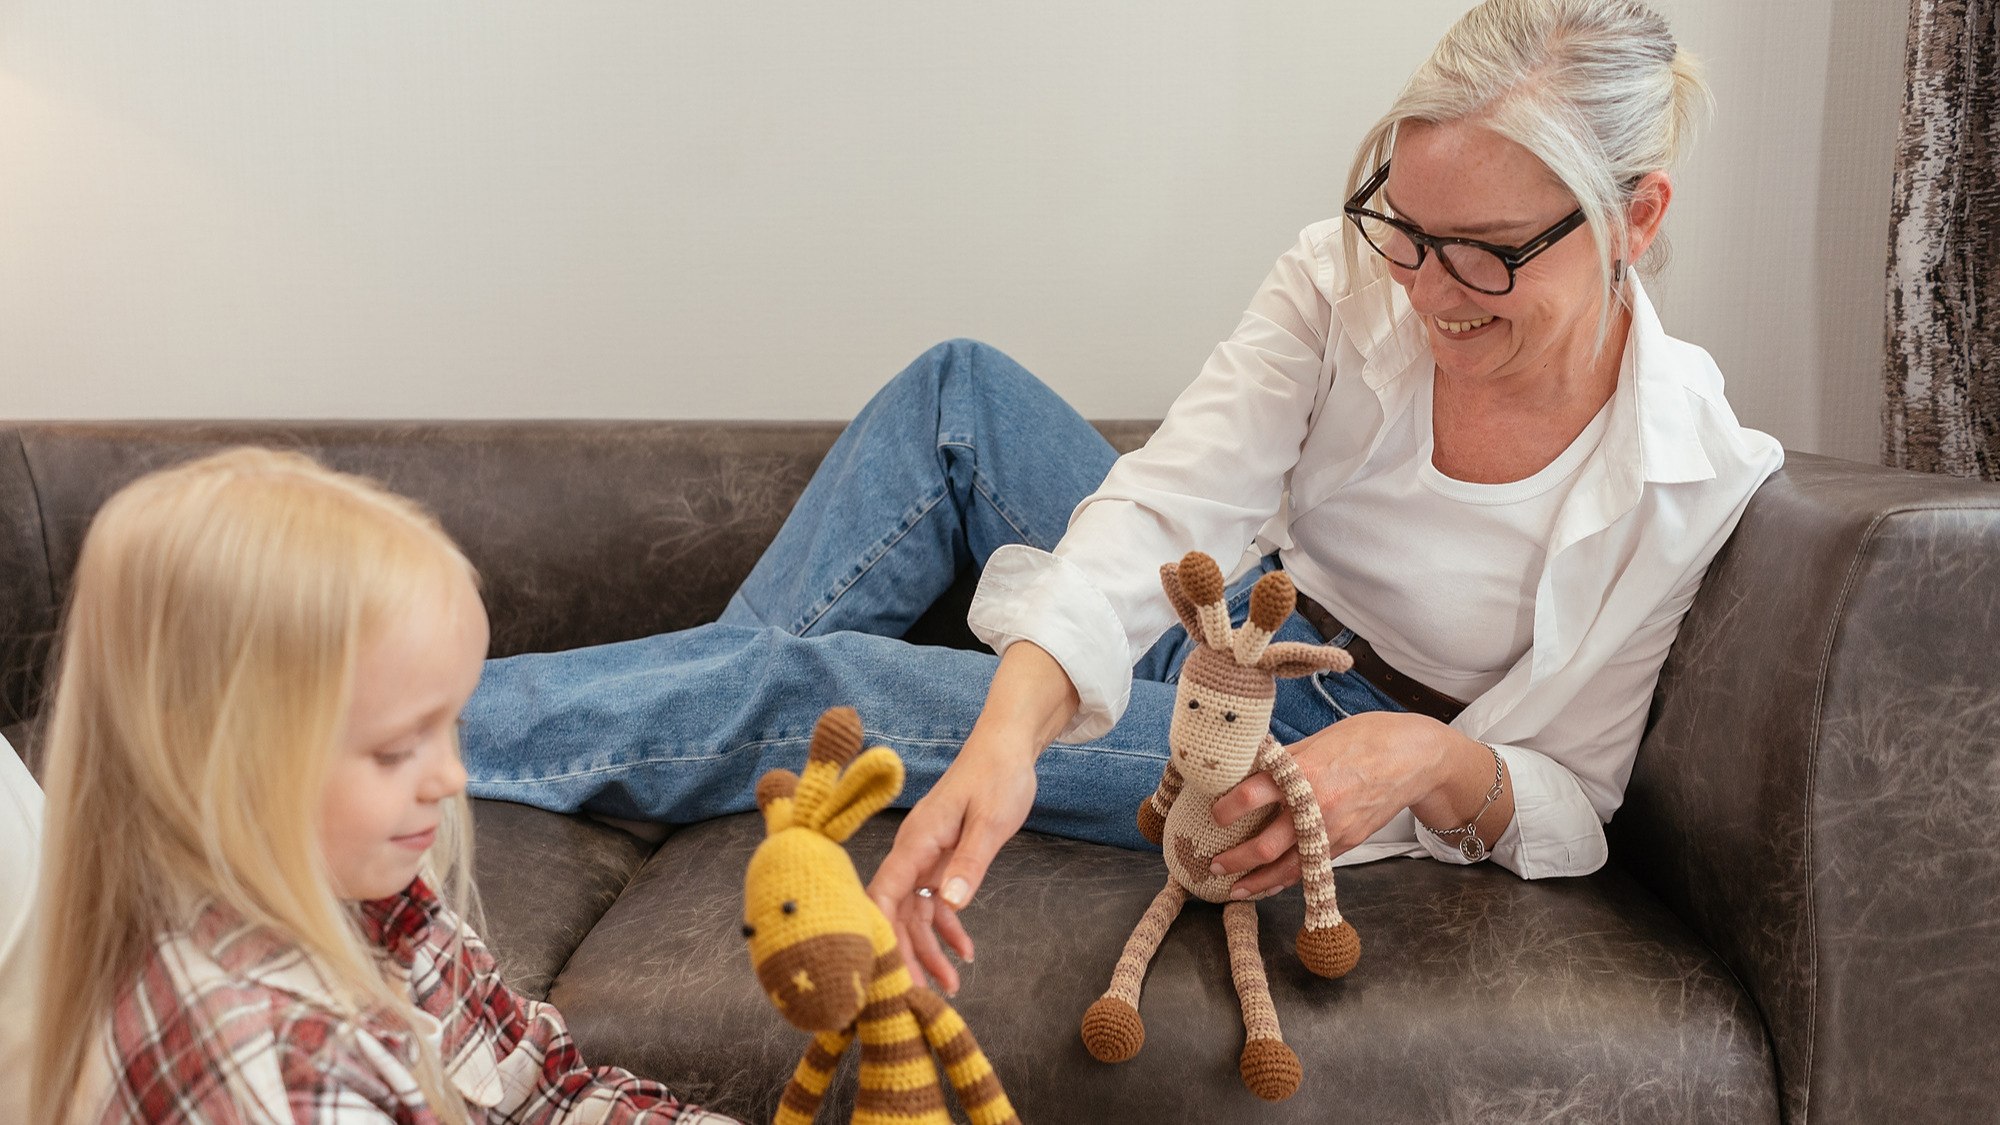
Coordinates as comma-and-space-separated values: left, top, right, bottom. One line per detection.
86, 878, 739, 1124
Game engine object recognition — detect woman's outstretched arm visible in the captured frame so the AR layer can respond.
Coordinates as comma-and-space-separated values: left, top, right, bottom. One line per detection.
867, 641, 1077, 995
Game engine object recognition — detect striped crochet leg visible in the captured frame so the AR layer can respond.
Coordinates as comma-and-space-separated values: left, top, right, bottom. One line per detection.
1137, 761, 1184, 844
1224, 900, 1301, 1102
1258, 736, 1361, 978
907, 987, 1021, 1125
1081, 878, 1187, 1062
775, 1028, 853, 1125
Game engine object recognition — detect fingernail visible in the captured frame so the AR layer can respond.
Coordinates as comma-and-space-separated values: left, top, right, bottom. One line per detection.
1230, 885, 1250, 900
1210, 861, 1226, 875
942, 877, 970, 909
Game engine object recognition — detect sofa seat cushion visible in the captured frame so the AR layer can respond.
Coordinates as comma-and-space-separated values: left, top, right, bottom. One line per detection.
469, 799, 660, 1001
536, 811, 1778, 1124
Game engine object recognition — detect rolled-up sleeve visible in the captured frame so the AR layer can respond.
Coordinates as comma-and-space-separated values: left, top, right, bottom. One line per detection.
966, 225, 1344, 739
968, 545, 1134, 742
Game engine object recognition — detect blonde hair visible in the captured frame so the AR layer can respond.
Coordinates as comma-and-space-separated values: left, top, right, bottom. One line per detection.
1345, 0, 1712, 345
31, 448, 483, 1125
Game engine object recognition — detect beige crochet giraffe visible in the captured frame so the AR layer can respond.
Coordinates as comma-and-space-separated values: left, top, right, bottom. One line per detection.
1080, 551, 1363, 1102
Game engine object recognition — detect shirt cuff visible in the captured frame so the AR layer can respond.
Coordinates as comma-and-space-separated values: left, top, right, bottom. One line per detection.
968, 544, 1133, 743
1415, 742, 1609, 879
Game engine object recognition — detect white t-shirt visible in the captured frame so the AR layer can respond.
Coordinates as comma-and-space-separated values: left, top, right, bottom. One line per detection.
0, 734, 44, 1124
1285, 367, 1611, 702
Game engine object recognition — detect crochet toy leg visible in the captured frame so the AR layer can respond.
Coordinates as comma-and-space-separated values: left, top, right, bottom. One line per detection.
1081, 878, 1187, 1063
907, 987, 1022, 1125
774, 1028, 854, 1125
1258, 737, 1361, 978
1224, 900, 1302, 1102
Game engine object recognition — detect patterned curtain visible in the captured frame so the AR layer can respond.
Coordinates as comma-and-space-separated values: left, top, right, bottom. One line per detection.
1885, 0, 2000, 479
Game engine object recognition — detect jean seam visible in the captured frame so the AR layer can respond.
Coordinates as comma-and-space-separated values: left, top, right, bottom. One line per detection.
471, 728, 1167, 785
792, 485, 951, 635
959, 450, 1039, 548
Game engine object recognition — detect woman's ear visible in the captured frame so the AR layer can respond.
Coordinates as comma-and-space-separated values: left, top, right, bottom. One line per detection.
1624, 171, 1672, 264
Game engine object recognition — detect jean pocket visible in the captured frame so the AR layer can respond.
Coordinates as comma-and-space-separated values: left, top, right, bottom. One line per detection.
1309, 669, 1355, 722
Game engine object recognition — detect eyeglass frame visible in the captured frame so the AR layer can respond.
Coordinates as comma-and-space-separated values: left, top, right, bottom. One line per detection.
1341, 160, 1590, 296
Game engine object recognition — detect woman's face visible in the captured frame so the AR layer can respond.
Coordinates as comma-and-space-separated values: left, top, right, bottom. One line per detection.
1379, 120, 1658, 389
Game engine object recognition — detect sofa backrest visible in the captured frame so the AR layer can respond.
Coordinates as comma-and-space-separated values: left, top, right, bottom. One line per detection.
1615, 451, 2000, 1125
0, 420, 1159, 731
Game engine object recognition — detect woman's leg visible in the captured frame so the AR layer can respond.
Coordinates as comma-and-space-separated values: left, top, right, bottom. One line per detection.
464, 623, 1179, 847
462, 339, 1142, 831
719, 338, 1120, 637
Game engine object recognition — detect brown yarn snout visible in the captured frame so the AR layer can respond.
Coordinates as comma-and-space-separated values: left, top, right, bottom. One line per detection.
756, 932, 874, 1031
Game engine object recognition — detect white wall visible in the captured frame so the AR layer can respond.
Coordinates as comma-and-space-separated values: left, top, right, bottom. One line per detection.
0, 0, 1905, 460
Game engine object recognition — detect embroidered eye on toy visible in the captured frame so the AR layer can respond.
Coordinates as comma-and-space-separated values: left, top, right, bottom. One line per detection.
744, 706, 1020, 1125
1080, 552, 1363, 1103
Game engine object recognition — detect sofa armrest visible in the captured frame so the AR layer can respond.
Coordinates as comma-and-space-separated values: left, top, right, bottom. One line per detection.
1612, 452, 2000, 1125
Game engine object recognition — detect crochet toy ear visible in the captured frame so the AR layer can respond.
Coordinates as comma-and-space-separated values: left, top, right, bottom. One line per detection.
756, 770, 799, 834
1177, 552, 1233, 650
1159, 563, 1205, 637
1255, 640, 1355, 680
1234, 571, 1296, 664
815, 746, 905, 844
793, 707, 865, 828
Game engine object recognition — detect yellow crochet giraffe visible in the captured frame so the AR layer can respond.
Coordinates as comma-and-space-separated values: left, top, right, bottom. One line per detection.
744, 706, 1021, 1125
1081, 552, 1362, 1102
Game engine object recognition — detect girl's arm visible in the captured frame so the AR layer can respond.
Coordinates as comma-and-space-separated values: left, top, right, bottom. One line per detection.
451, 922, 744, 1123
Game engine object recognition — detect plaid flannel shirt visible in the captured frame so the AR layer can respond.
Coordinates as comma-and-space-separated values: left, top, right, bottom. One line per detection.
87, 878, 739, 1125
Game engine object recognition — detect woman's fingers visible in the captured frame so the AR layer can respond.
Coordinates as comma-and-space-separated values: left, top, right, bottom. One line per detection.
1210, 770, 1285, 828
1210, 807, 1298, 877
933, 896, 975, 962
904, 891, 962, 996
1230, 847, 1303, 899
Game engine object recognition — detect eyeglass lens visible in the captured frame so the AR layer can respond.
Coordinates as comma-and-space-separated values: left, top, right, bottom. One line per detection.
1354, 215, 1512, 294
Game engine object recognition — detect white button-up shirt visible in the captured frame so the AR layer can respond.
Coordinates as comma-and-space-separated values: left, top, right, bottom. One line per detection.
970, 219, 1784, 879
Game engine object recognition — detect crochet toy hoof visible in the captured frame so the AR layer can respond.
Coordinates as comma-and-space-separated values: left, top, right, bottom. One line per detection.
1081, 997, 1145, 1062
1239, 1037, 1301, 1101
1136, 800, 1165, 845
1296, 920, 1361, 978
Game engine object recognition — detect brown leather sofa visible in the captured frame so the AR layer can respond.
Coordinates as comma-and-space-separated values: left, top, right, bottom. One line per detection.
4, 420, 1997, 1125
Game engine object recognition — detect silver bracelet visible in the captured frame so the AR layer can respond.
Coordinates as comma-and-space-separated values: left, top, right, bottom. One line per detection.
1416, 743, 1505, 863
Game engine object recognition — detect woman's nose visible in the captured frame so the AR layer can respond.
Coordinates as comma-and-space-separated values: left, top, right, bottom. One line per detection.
1402, 252, 1464, 312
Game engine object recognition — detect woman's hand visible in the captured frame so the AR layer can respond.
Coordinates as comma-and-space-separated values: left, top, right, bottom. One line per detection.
867, 642, 1079, 995
1207, 711, 1512, 897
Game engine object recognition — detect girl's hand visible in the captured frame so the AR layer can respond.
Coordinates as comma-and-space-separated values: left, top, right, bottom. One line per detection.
1208, 711, 1509, 897
866, 641, 1078, 995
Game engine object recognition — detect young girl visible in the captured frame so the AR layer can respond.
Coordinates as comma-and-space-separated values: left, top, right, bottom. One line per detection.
30, 449, 737, 1124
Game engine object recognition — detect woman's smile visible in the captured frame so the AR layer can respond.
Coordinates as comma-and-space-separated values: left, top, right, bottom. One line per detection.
1433, 314, 1498, 337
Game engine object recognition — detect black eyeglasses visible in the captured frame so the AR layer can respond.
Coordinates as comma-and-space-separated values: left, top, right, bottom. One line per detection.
1342, 161, 1587, 296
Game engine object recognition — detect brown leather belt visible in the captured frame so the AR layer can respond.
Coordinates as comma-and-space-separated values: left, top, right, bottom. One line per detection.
1292, 593, 1469, 725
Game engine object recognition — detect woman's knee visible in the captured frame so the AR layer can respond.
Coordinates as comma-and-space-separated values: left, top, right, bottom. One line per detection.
901, 338, 1059, 411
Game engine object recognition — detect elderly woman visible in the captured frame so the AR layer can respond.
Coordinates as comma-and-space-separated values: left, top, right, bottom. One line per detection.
462, 0, 1780, 996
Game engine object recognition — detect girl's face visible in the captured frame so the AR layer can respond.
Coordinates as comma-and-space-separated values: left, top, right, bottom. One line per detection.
319, 573, 489, 901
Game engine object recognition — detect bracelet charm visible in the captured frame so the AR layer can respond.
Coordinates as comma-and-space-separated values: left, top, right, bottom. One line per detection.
1415, 744, 1505, 864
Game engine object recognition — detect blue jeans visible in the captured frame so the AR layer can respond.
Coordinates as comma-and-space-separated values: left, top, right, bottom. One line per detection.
460, 340, 1399, 850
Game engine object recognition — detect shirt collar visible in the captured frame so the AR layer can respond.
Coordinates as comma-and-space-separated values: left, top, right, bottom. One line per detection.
182, 877, 441, 1012
1332, 249, 1715, 490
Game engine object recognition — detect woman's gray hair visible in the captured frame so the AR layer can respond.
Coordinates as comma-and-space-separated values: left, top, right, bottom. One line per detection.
1346, 0, 1711, 344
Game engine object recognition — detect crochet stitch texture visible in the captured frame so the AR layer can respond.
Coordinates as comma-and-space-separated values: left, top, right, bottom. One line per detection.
744, 707, 1020, 1125
1081, 552, 1362, 1102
